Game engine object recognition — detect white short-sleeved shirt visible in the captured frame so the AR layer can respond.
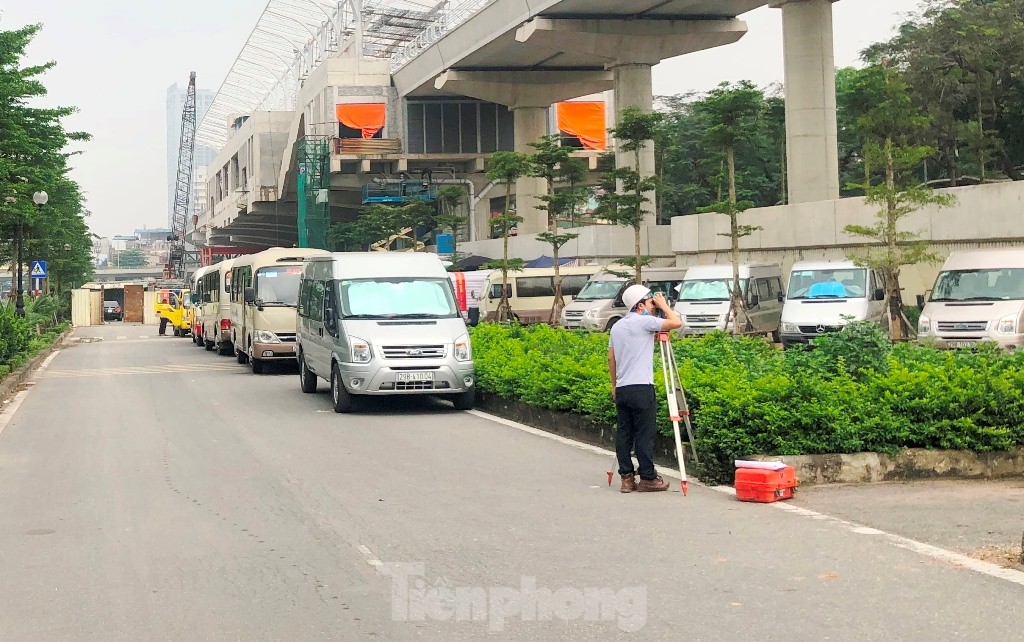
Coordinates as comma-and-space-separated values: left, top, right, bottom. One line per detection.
608, 312, 664, 388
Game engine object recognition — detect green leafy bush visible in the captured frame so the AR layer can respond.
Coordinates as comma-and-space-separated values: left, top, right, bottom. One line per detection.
470, 323, 1024, 484
0, 300, 68, 383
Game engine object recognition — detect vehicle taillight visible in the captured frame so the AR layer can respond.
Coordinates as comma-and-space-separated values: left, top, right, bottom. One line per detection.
221, 319, 231, 331
116, 307, 121, 313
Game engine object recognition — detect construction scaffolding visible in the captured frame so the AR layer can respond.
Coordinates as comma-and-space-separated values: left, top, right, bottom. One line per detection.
297, 136, 332, 250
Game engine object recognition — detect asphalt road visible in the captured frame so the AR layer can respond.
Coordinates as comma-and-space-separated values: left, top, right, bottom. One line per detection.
1, 323, 1022, 640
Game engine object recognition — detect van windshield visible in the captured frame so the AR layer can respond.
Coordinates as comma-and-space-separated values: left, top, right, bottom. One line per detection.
575, 279, 625, 301
678, 279, 744, 302
339, 278, 460, 319
787, 269, 866, 300
255, 266, 304, 306
931, 268, 1024, 302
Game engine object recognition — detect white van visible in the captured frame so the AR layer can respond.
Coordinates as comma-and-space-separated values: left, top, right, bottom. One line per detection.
189, 265, 214, 347
779, 260, 887, 347
296, 252, 475, 413
674, 264, 785, 338
918, 248, 1024, 350
230, 247, 332, 373
561, 267, 688, 330
195, 258, 235, 354
477, 266, 601, 324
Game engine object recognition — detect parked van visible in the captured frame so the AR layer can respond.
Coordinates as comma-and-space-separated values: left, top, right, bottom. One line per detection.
674, 264, 784, 338
194, 258, 236, 354
477, 266, 601, 324
189, 266, 214, 346
230, 247, 331, 373
448, 270, 494, 325
296, 252, 475, 413
561, 267, 688, 330
779, 260, 887, 347
918, 248, 1024, 350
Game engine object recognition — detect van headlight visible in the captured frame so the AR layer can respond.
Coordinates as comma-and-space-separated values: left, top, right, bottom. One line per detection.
918, 315, 931, 334
997, 315, 1017, 334
454, 334, 472, 361
255, 330, 281, 343
584, 308, 599, 320
349, 336, 371, 363
781, 322, 799, 334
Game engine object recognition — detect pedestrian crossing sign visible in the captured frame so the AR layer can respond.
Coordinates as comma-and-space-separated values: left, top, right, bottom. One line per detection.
30, 260, 47, 278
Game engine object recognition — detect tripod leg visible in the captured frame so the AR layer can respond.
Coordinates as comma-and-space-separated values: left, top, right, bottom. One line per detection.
667, 348, 699, 464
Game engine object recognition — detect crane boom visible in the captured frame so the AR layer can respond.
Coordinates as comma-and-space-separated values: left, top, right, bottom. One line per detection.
167, 71, 197, 280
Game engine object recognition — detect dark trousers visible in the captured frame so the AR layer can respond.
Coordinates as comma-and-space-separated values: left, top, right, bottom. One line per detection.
615, 384, 657, 480
159, 317, 169, 335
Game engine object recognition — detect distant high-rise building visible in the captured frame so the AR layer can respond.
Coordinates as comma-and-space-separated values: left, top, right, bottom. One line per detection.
167, 82, 216, 230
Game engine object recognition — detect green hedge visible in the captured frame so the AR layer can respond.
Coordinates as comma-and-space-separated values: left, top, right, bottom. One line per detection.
0, 297, 69, 382
470, 323, 1024, 483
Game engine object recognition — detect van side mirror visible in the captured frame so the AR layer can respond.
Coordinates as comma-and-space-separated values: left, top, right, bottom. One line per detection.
916, 294, 925, 311
874, 288, 885, 301
324, 309, 338, 336
244, 287, 256, 304
749, 294, 760, 308
468, 307, 480, 327
190, 293, 200, 305
777, 292, 785, 303
613, 297, 624, 308
203, 293, 212, 303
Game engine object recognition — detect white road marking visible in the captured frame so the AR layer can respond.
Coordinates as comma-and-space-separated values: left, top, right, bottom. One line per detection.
357, 544, 382, 567
468, 409, 1024, 587
116, 336, 127, 340
0, 350, 62, 437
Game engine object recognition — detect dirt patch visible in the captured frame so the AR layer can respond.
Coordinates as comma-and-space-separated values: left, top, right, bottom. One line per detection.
968, 545, 1023, 569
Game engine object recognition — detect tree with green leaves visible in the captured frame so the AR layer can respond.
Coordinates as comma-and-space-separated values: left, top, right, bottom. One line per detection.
842, 62, 954, 341
598, 107, 663, 284
483, 151, 532, 322
695, 81, 764, 334
528, 134, 589, 325
0, 22, 92, 295
434, 185, 468, 267
328, 200, 435, 252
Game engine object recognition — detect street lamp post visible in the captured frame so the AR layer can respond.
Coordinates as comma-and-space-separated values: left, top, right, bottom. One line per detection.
15, 191, 50, 317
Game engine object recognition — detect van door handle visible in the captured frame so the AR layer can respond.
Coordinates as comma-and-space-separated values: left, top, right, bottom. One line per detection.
318, 328, 324, 337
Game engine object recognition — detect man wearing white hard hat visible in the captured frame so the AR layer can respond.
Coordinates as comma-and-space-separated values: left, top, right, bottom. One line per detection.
608, 284, 683, 493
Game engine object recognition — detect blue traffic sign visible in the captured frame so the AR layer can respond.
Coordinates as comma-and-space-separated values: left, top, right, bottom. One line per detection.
30, 260, 47, 278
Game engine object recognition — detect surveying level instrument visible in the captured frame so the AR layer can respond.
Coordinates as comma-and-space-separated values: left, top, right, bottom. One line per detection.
607, 332, 699, 495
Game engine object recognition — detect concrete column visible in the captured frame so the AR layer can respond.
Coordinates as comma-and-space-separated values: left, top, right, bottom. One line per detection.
513, 107, 548, 235
612, 63, 656, 225
779, 0, 840, 203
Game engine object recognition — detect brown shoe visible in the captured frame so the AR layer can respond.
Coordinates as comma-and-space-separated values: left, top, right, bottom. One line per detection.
620, 474, 637, 494
637, 475, 670, 492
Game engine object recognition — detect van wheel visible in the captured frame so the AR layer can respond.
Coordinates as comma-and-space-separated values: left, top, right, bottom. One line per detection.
204, 339, 214, 351
219, 344, 233, 356
605, 317, 621, 331
299, 354, 317, 393
236, 347, 248, 364
173, 327, 181, 337
771, 329, 781, 344
453, 388, 475, 411
331, 364, 354, 413
250, 348, 264, 374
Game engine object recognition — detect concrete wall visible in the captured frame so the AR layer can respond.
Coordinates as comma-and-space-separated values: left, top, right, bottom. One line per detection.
459, 223, 674, 263
671, 181, 1024, 298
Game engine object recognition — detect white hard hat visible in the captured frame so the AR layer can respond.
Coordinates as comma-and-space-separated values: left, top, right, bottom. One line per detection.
622, 284, 652, 311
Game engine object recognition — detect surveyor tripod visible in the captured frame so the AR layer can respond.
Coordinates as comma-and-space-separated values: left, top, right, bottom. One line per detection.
608, 332, 699, 495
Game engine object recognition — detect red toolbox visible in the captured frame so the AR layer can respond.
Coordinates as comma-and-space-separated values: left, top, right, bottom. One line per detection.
735, 466, 798, 503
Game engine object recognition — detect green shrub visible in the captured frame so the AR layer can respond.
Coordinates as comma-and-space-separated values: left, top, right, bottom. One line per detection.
470, 324, 1024, 484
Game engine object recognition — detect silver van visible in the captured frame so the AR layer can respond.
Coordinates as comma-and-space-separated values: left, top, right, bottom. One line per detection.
918, 248, 1024, 350
779, 260, 888, 347
561, 267, 688, 330
674, 264, 784, 338
296, 252, 476, 413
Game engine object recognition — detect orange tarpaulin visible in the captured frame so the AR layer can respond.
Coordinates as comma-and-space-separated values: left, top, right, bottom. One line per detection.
556, 101, 607, 150
335, 103, 386, 138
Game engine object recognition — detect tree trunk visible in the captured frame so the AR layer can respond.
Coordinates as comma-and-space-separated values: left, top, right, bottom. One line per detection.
634, 145, 644, 284
549, 177, 565, 326
884, 137, 904, 341
726, 146, 749, 335
497, 182, 513, 323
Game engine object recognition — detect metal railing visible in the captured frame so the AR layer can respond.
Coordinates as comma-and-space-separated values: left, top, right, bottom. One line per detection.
389, 0, 496, 72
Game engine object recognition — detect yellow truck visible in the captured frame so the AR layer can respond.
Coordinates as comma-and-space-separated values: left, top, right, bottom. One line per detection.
155, 288, 193, 336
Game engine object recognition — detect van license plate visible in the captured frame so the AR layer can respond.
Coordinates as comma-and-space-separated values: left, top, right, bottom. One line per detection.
947, 340, 975, 349
397, 372, 433, 382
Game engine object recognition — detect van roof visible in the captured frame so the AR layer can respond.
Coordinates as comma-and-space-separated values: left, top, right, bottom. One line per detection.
684, 263, 779, 278
941, 248, 1024, 271
789, 259, 861, 271
231, 247, 332, 268
315, 252, 449, 279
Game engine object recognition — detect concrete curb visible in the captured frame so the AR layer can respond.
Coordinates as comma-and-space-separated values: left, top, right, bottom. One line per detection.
478, 392, 1024, 486
0, 327, 72, 405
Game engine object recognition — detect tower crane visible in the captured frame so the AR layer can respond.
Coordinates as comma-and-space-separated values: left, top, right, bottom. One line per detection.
166, 71, 197, 281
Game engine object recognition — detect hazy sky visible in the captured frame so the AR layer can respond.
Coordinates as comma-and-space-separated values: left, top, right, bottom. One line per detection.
3, 0, 922, 238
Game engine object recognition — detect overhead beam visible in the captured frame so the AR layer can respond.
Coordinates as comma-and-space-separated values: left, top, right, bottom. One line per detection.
434, 69, 613, 108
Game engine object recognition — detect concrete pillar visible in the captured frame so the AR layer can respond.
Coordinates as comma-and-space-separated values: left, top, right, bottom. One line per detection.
513, 107, 549, 235
779, 0, 840, 203
612, 63, 656, 225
